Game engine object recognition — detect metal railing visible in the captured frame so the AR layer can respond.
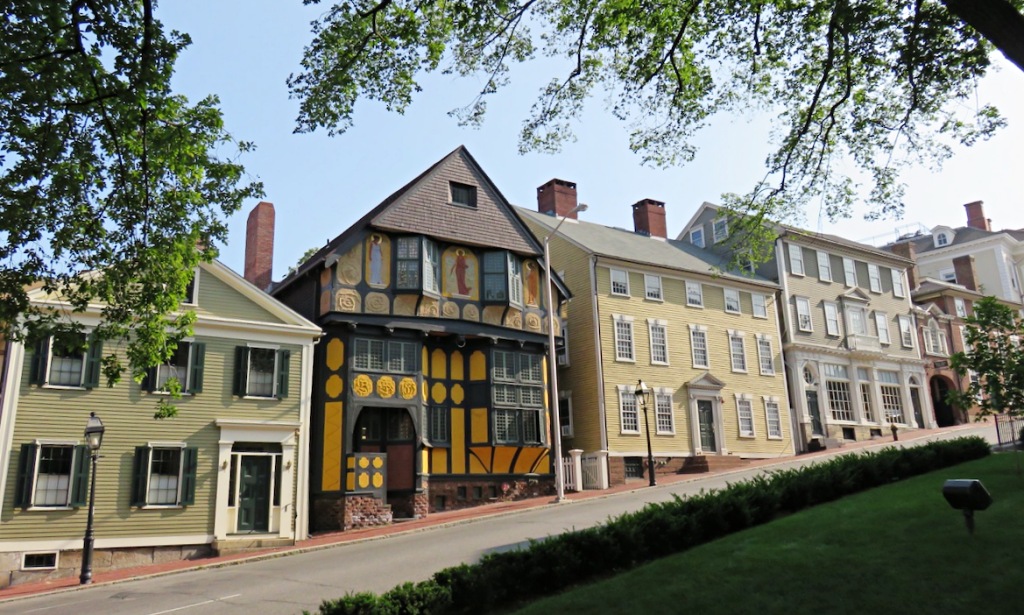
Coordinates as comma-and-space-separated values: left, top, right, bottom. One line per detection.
994, 414, 1024, 446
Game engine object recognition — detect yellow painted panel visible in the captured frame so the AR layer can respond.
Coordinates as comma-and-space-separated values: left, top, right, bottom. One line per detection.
468, 452, 487, 474
432, 348, 448, 379
492, 446, 517, 473
452, 407, 466, 474
422, 347, 430, 377
325, 338, 344, 371
325, 375, 343, 399
450, 350, 464, 381
322, 402, 343, 491
470, 408, 489, 443
469, 350, 486, 381
451, 383, 465, 405
431, 382, 448, 404
431, 448, 448, 475
515, 447, 546, 474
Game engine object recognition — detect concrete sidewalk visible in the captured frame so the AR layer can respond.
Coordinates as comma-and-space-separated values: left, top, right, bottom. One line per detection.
0, 421, 987, 603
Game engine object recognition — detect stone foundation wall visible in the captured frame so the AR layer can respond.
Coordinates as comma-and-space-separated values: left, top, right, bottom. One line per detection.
0, 544, 213, 589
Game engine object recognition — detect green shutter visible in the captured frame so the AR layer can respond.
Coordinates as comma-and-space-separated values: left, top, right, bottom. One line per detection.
83, 338, 103, 388
131, 446, 151, 506
233, 346, 247, 396
28, 338, 50, 385
181, 447, 198, 505
276, 349, 291, 399
14, 444, 37, 508
189, 343, 206, 394
69, 445, 91, 507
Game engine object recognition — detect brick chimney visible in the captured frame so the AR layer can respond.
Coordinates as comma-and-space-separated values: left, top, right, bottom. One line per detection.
952, 254, 979, 291
887, 241, 918, 290
537, 179, 579, 219
964, 201, 991, 231
245, 201, 275, 291
632, 199, 667, 238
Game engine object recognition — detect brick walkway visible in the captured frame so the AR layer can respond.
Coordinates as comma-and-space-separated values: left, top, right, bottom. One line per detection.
0, 421, 986, 603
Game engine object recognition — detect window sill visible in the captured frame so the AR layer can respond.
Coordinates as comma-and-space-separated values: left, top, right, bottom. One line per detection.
645, 296, 664, 302
620, 431, 641, 436
650, 361, 669, 367
686, 303, 704, 309
753, 314, 768, 319
692, 363, 710, 370
731, 369, 748, 374
760, 372, 776, 377
655, 431, 675, 436
615, 358, 637, 364
137, 504, 185, 510
242, 395, 279, 401
738, 433, 756, 439
725, 309, 741, 315
25, 506, 74, 512
767, 435, 784, 441
41, 384, 86, 391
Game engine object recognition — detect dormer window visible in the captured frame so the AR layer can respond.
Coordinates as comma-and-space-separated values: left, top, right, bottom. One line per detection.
690, 228, 705, 248
450, 182, 477, 208
935, 233, 948, 247
483, 251, 523, 305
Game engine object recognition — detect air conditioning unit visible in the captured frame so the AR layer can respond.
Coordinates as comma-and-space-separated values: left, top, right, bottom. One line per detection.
557, 353, 569, 366
561, 425, 572, 437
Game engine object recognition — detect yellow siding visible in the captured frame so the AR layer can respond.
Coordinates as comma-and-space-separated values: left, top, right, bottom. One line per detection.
431, 349, 447, 379
470, 408, 488, 443
469, 350, 486, 381
450, 351, 464, 381
451, 407, 466, 474
322, 402, 343, 491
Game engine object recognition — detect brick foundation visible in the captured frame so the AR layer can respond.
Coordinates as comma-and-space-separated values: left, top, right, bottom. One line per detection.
427, 476, 554, 512
343, 494, 393, 530
311, 493, 347, 532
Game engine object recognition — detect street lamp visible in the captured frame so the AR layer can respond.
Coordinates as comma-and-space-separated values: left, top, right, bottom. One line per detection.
634, 379, 656, 487
544, 202, 587, 502
80, 412, 104, 585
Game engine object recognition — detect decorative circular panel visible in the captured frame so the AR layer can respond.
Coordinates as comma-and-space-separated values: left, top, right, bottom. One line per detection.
399, 377, 418, 400
377, 375, 396, 399
353, 374, 373, 397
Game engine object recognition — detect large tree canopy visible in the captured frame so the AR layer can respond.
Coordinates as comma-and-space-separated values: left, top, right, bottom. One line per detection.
949, 296, 1024, 418
289, 0, 1021, 229
0, 0, 260, 407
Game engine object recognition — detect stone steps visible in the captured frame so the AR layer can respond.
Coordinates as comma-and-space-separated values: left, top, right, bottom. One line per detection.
212, 537, 295, 557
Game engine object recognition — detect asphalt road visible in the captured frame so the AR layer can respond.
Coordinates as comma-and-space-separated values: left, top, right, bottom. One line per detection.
1, 424, 995, 615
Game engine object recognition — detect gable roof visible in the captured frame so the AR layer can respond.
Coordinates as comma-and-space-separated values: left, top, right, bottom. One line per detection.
887, 224, 1024, 256
274, 146, 544, 295
516, 207, 778, 289
911, 277, 984, 300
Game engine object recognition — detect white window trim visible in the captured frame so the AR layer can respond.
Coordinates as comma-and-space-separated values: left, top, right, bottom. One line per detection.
654, 388, 675, 435
891, 269, 906, 298
868, 264, 882, 293
823, 301, 841, 337
939, 267, 957, 283
756, 334, 775, 375
898, 314, 915, 348
795, 296, 813, 332
182, 267, 200, 305
789, 244, 805, 276
728, 329, 748, 373
843, 257, 857, 288
242, 344, 283, 399
690, 228, 705, 248
954, 298, 967, 318
647, 318, 670, 366
21, 552, 60, 571
875, 312, 891, 345
713, 218, 729, 243
139, 442, 188, 509
724, 288, 742, 314
610, 268, 630, 297
763, 397, 783, 439
644, 274, 664, 301
612, 314, 636, 363
685, 280, 704, 308
617, 385, 641, 434
752, 294, 768, 319
817, 251, 832, 282
735, 393, 756, 438
24, 440, 82, 510
689, 324, 710, 369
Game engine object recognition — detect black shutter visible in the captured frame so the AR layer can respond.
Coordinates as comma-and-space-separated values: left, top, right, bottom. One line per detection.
189, 343, 206, 394
83, 338, 103, 388
141, 366, 157, 393
14, 444, 38, 508
233, 346, 248, 396
276, 349, 291, 399
28, 338, 50, 385
69, 445, 91, 506
181, 447, 198, 505
131, 446, 151, 506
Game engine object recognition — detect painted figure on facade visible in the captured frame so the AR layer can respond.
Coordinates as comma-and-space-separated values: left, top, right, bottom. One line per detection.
368, 234, 384, 286
443, 247, 478, 299
451, 249, 471, 295
524, 261, 540, 306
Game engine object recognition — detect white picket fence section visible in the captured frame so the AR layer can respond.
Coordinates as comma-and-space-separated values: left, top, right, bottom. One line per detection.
561, 457, 577, 491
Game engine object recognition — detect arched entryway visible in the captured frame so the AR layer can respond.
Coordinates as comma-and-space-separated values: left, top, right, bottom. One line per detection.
354, 407, 417, 497
930, 375, 958, 427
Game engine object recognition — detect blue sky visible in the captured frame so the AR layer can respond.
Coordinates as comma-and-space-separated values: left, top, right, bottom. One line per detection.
159, 2, 1024, 280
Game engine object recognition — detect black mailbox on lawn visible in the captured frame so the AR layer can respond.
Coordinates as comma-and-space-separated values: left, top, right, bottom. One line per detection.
942, 479, 992, 535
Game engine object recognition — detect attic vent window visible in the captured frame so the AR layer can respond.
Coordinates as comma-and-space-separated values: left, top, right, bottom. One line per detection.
450, 182, 477, 208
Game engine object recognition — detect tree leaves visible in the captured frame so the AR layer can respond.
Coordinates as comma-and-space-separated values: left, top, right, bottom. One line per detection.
949, 296, 1024, 417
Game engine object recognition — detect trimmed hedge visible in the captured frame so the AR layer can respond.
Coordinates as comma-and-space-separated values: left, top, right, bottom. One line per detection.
310, 436, 990, 615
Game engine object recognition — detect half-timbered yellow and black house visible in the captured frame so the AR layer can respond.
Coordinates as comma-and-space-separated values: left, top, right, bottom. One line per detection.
263, 147, 569, 531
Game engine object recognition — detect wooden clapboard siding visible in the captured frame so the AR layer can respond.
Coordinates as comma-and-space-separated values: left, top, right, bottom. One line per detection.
190, 266, 284, 324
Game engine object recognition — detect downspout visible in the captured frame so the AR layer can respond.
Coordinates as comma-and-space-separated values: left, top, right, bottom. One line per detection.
591, 255, 609, 451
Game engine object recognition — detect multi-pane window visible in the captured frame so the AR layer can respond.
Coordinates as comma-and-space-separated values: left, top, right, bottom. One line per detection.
724, 289, 741, 314
858, 367, 875, 422
507, 254, 523, 305
492, 351, 545, 445
686, 281, 703, 307
940, 268, 957, 283
619, 389, 640, 433
875, 312, 891, 344
847, 306, 867, 336
843, 257, 858, 287
765, 400, 782, 438
924, 321, 949, 355
824, 363, 854, 421
613, 315, 635, 361
936, 232, 949, 246
729, 331, 747, 372
737, 398, 755, 436
352, 338, 418, 373
645, 275, 663, 300
898, 315, 914, 348
147, 342, 206, 394
148, 448, 182, 505
648, 320, 668, 365
428, 406, 450, 444
655, 392, 674, 434
868, 264, 882, 293
824, 302, 841, 336
690, 228, 705, 248
789, 244, 805, 275
878, 370, 904, 423
13, 443, 91, 509
128, 445, 197, 507
795, 296, 813, 332
690, 326, 709, 368
891, 269, 906, 298
482, 251, 523, 303
757, 336, 774, 375
396, 237, 421, 289
33, 445, 75, 506
449, 181, 477, 207
30, 334, 103, 389
234, 346, 291, 399
713, 218, 728, 243
423, 240, 441, 294
752, 294, 767, 318
954, 298, 967, 318
610, 269, 630, 296
817, 251, 832, 282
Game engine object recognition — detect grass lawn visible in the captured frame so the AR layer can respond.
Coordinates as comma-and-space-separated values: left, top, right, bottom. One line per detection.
513, 452, 1024, 615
